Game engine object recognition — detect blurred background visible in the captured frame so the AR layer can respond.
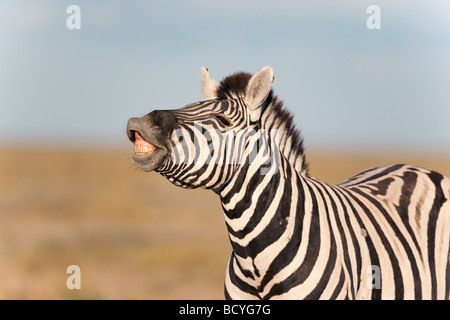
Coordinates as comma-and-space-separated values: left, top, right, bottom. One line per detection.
0, 0, 449, 299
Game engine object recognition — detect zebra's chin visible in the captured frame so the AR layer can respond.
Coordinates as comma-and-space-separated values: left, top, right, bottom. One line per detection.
132, 149, 167, 172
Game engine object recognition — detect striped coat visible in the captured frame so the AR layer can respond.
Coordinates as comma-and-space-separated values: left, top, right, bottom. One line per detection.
127, 66, 450, 299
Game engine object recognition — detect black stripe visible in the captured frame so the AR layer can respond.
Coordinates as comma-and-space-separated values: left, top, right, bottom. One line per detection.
355, 164, 405, 185
367, 177, 394, 196
330, 268, 346, 300
224, 286, 231, 300
393, 171, 422, 299
174, 100, 218, 116
426, 171, 445, 300
394, 171, 422, 260
340, 167, 389, 187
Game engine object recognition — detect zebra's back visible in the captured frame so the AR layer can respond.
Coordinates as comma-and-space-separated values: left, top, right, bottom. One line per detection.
337, 164, 450, 299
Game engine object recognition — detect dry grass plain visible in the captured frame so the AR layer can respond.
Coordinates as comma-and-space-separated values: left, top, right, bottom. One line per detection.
0, 146, 449, 299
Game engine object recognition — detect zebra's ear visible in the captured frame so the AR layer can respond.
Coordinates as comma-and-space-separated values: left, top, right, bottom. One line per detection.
245, 66, 274, 122
200, 66, 219, 100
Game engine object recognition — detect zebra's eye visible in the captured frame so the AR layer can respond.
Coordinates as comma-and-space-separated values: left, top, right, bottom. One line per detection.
215, 115, 231, 127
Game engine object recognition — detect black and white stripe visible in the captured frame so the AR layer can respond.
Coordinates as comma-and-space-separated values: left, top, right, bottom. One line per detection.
130, 66, 450, 299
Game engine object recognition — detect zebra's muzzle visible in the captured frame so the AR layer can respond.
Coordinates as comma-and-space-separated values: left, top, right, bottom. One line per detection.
126, 115, 172, 172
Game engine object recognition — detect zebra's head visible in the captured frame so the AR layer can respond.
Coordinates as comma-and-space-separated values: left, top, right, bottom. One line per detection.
127, 66, 307, 190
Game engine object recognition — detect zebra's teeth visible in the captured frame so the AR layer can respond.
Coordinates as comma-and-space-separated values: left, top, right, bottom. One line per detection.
135, 144, 156, 156
134, 132, 157, 156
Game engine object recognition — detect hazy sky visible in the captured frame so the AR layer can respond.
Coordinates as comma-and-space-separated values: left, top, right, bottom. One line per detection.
1, 0, 449, 152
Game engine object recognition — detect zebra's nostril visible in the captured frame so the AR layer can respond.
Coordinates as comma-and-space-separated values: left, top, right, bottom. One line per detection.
126, 117, 142, 142
128, 130, 137, 142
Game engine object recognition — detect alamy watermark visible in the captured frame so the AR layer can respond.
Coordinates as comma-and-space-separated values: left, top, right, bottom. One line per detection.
367, 265, 381, 290
66, 265, 81, 290
170, 122, 280, 175
64, 5, 380, 31
367, 5, 381, 30
66, 5, 81, 30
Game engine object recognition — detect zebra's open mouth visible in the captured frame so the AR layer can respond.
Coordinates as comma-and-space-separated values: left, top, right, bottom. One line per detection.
133, 131, 157, 156
127, 128, 168, 172
127, 112, 174, 172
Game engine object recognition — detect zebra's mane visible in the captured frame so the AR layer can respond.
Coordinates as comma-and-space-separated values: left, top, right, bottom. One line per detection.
217, 72, 309, 176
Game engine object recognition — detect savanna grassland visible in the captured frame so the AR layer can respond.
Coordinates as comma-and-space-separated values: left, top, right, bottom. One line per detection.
0, 147, 449, 299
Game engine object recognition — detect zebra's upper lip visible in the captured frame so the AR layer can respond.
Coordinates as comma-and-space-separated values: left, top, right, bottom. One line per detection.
127, 130, 158, 148
127, 129, 166, 155
126, 121, 165, 150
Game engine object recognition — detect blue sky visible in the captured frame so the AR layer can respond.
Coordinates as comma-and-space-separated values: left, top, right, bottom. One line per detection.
1, 1, 449, 152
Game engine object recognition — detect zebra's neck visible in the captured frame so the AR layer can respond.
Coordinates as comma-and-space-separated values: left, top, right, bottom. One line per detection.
214, 95, 313, 297
218, 143, 314, 295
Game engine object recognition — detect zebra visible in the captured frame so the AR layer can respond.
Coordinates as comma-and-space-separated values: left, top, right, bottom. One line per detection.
126, 66, 450, 300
